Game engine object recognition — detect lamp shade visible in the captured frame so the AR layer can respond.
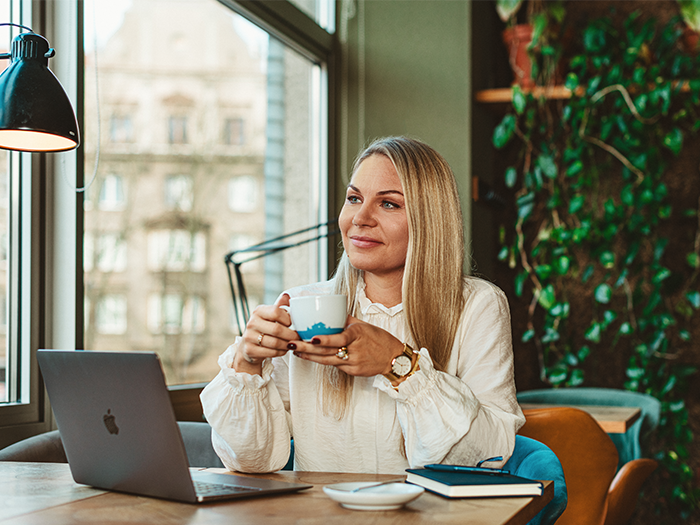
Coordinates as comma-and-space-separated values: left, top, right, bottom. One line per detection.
0, 32, 79, 152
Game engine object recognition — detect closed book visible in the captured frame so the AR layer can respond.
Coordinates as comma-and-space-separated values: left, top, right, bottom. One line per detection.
405, 468, 543, 498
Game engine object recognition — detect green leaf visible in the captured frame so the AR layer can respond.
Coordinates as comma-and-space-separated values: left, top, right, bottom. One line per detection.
687, 291, 700, 309
619, 322, 633, 335
538, 285, 556, 310
522, 329, 535, 343
595, 283, 612, 304
568, 368, 585, 387
599, 251, 615, 269
686, 253, 700, 269
536, 154, 558, 179
512, 86, 527, 115
663, 127, 683, 155
555, 256, 570, 275
503, 167, 517, 189
577, 346, 590, 361
569, 194, 585, 214
493, 114, 516, 149
584, 322, 601, 343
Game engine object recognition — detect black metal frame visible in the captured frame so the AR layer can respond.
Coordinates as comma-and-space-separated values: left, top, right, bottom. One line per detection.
224, 220, 340, 334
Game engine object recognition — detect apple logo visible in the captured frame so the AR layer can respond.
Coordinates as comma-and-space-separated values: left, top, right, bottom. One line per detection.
103, 409, 119, 435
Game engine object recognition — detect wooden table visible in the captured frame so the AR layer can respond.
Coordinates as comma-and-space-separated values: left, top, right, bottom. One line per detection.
520, 403, 641, 434
1, 462, 553, 525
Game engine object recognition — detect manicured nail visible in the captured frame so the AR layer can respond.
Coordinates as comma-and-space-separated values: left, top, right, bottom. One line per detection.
293, 351, 300, 358
311, 338, 321, 345
287, 343, 297, 350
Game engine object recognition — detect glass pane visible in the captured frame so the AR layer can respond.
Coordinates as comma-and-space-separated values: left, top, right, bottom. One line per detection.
0, 0, 11, 403
83, 0, 327, 385
288, 0, 335, 33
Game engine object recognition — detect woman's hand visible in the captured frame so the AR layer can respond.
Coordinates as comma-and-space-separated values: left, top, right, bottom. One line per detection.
288, 316, 404, 377
232, 294, 298, 375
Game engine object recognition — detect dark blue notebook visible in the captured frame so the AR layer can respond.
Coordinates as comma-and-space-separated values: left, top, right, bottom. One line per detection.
405, 468, 543, 498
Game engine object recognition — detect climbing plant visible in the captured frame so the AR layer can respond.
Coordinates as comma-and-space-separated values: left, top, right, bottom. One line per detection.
493, 12, 699, 520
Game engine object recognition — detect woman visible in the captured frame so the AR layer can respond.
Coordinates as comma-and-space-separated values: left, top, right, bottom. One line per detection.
201, 136, 524, 474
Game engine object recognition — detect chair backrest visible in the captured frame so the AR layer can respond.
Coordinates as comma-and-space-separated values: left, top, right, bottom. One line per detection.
517, 387, 660, 467
519, 407, 619, 525
504, 435, 568, 525
0, 430, 67, 463
0, 422, 224, 468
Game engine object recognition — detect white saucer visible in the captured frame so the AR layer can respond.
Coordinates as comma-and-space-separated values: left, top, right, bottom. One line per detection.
322, 482, 424, 511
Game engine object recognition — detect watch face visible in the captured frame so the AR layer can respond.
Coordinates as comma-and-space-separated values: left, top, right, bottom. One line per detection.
392, 355, 412, 376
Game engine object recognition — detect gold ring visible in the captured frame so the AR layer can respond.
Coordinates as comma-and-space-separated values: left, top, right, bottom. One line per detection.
336, 347, 349, 360
257, 333, 265, 346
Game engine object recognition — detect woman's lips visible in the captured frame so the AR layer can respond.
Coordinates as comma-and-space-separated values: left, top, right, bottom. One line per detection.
350, 236, 382, 248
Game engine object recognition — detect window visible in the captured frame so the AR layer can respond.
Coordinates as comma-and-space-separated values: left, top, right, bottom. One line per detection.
98, 174, 126, 211
168, 116, 188, 144
148, 294, 205, 334
224, 117, 245, 145
84, 233, 127, 273
165, 175, 193, 211
95, 295, 128, 334
110, 115, 133, 143
228, 175, 259, 212
148, 230, 206, 272
82, 0, 333, 387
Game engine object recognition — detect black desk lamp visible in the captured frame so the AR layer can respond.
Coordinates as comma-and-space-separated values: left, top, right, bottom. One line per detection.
0, 24, 79, 152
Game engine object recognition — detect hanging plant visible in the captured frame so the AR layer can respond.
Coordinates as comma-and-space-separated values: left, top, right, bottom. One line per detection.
493, 12, 699, 520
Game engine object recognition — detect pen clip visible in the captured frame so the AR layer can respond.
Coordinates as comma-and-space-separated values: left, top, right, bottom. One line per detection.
476, 456, 503, 468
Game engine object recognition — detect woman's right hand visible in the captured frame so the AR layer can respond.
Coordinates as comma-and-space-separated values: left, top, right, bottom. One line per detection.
232, 294, 297, 375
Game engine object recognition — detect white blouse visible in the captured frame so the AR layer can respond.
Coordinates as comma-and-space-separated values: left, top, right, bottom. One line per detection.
200, 276, 525, 475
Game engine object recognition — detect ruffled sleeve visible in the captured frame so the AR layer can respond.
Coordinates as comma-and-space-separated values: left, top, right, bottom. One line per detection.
200, 340, 291, 473
374, 278, 524, 469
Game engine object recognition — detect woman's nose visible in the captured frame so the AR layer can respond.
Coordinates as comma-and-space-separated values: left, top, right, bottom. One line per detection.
352, 202, 376, 227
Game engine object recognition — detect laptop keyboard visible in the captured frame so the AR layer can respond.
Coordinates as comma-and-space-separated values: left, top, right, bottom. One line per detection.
194, 480, 262, 497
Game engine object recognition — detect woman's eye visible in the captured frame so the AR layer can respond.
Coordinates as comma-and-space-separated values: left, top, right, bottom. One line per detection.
382, 200, 400, 210
346, 195, 361, 204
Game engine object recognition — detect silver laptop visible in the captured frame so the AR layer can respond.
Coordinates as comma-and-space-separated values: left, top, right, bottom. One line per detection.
37, 349, 311, 503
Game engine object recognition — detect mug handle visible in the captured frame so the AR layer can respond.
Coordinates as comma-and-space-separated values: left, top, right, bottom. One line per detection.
279, 305, 295, 330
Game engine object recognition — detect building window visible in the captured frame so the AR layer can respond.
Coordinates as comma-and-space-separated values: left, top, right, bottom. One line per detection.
98, 174, 126, 211
228, 176, 259, 213
147, 230, 206, 272
168, 116, 188, 144
165, 175, 193, 211
148, 294, 205, 334
110, 115, 134, 143
95, 295, 128, 334
224, 118, 245, 145
84, 233, 127, 273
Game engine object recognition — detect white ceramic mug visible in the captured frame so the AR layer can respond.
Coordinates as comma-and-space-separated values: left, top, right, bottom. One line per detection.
286, 295, 347, 341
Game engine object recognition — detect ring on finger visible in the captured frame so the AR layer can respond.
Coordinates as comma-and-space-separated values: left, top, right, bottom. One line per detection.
336, 346, 349, 360
257, 333, 265, 346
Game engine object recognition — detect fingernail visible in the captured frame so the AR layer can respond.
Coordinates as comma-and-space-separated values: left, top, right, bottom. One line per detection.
293, 351, 300, 358
287, 343, 297, 350
311, 338, 321, 345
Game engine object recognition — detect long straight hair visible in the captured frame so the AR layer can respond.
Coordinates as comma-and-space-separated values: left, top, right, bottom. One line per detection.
320, 137, 466, 418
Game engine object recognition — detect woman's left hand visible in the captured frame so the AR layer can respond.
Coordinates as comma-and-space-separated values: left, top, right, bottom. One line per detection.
288, 316, 404, 377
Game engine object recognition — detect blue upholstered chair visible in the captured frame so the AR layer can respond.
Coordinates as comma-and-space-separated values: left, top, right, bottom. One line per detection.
0, 421, 224, 468
504, 435, 568, 525
517, 387, 660, 469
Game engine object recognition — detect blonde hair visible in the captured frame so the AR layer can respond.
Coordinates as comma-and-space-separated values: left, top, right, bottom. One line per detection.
320, 136, 466, 418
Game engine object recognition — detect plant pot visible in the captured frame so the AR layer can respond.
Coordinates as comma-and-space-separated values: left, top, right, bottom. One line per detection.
502, 23, 535, 89
682, 26, 699, 55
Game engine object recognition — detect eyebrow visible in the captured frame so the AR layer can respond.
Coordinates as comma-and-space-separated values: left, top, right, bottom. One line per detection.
347, 184, 404, 197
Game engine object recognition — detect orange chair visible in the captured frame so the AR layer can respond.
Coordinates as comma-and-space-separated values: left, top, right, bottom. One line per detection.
519, 407, 657, 525
603, 458, 658, 525
519, 407, 619, 525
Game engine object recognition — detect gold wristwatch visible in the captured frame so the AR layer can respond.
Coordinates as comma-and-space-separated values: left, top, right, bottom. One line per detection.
383, 343, 420, 385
